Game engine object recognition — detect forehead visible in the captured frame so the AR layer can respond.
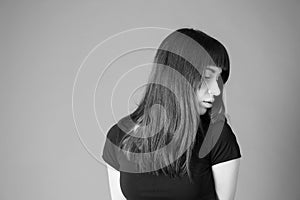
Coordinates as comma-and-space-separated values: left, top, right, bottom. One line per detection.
205, 66, 222, 74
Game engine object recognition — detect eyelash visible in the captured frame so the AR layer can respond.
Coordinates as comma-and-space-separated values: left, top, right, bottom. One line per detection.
205, 75, 220, 81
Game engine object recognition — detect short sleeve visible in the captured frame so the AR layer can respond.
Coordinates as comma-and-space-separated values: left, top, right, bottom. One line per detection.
102, 124, 122, 171
209, 120, 242, 166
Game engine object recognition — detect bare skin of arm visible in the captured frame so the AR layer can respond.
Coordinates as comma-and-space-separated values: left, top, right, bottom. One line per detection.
212, 158, 241, 200
106, 165, 127, 200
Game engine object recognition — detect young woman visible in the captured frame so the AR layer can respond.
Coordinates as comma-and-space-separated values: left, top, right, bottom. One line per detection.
102, 28, 242, 200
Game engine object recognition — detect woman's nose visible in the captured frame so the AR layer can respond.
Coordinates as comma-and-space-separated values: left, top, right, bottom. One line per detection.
209, 80, 221, 96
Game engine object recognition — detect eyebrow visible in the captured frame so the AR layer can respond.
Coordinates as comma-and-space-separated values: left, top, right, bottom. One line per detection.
206, 67, 222, 74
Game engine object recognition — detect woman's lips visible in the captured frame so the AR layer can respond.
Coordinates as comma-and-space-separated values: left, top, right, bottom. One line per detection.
201, 101, 213, 108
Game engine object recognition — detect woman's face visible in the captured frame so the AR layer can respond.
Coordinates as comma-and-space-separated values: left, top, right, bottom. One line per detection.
196, 66, 222, 115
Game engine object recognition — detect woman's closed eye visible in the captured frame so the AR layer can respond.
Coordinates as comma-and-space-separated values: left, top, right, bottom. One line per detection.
205, 75, 220, 81
205, 76, 217, 81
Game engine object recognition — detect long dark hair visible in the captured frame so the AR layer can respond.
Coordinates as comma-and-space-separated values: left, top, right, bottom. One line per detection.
117, 28, 230, 182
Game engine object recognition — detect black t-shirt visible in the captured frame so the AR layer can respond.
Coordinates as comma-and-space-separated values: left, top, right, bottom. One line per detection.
102, 119, 242, 200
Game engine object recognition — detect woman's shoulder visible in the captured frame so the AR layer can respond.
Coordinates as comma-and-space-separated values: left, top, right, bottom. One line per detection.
197, 117, 236, 158
106, 124, 124, 146
106, 116, 135, 145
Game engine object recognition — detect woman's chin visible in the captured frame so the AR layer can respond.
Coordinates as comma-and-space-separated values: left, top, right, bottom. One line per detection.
199, 107, 207, 115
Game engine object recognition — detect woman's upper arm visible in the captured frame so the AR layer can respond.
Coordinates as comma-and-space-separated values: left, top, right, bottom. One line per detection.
106, 165, 127, 200
211, 158, 241, 200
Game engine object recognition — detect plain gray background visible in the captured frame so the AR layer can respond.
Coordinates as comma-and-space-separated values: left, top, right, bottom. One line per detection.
1, 0, 300, 199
